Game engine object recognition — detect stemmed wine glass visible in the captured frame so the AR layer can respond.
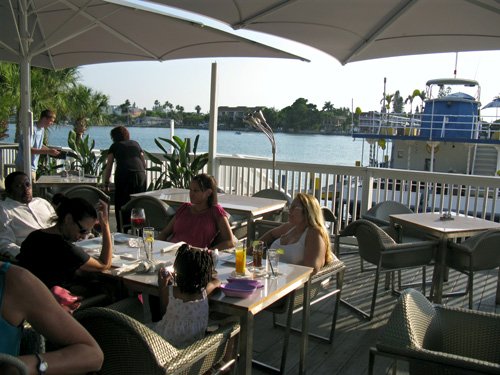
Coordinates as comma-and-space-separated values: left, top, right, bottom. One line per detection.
130, 208, 146, 237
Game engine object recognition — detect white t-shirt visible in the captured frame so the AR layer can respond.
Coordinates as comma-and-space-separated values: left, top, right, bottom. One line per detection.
153, 285, 209, 348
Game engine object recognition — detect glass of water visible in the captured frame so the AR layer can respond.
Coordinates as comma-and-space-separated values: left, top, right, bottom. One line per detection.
142, 227, 154, 261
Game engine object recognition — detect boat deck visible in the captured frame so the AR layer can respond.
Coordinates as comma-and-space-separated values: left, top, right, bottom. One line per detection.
250, 243, 500, 375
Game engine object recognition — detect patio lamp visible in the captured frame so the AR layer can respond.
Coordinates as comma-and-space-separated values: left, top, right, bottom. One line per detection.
244, 110, 277, 188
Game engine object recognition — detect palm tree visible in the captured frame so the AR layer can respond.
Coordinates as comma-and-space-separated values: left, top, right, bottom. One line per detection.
322, 101, 334, 112
63, 84, 109, 142
405, 89, 421, 114
380, 94, 394, 113
163, 101, 173, 113
0, 62, 79, 142
417, 90, 426, 112
0, 63, 19, 139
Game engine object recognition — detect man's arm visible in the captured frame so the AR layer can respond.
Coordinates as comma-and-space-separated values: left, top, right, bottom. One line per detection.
31, 145, 60, 157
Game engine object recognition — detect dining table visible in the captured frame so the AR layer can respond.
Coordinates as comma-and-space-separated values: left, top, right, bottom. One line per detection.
35, 174, 101, 197
389, 212, 500, 304
130, 188, 288, 243
77, 233, 313, 375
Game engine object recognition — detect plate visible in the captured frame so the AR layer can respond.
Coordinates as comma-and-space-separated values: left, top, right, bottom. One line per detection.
77, 237, 101, 249
113, 233, 133, 243
220, 283, 257, 298
227, 278, 263, 288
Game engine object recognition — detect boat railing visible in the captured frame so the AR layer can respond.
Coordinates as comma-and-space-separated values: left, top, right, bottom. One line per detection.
355, 112, 500, 143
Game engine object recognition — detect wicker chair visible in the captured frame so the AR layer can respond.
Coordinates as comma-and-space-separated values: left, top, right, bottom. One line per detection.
369, 288, 500, 375
119, 195, 176, 233
252, 189, 292, 221
0, 353, 28, 375
63, 185, 110, 206
362, 201, 413, 227
446, 229, 500, 309
75, 302, 240, 375
335, 219, 437, 320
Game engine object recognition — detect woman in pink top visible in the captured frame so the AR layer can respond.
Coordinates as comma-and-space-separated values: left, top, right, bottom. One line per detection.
158, 174, 235, 250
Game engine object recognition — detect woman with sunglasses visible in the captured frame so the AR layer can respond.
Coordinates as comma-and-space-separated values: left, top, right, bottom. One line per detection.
16, 197, 112, 293
259, 193, 335, 273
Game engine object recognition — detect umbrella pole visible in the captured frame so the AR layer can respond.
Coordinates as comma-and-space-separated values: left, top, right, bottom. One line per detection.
19, 0, 33, 181
208, 62, 218, 177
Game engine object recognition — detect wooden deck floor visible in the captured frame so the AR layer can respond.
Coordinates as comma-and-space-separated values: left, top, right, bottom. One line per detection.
249, 243, 500, 375
106, 209, 499, 375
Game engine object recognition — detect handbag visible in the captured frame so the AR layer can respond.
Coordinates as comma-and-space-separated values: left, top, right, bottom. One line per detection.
50, 286, 82, 313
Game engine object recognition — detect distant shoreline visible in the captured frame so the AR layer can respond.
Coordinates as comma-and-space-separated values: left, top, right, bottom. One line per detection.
108, 123, 352, 136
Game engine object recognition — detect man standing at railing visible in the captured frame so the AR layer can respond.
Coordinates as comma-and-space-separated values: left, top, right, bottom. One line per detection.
15, 109, 61, 181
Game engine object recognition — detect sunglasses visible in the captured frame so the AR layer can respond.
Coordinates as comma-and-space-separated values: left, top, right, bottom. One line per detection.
74, 220, 91, 235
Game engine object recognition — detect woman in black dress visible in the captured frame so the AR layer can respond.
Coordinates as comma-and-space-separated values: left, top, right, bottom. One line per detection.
102, 126, 147, 229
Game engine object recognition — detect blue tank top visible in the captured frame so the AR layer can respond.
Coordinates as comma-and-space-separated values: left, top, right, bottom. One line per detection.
0, 262, 22, 355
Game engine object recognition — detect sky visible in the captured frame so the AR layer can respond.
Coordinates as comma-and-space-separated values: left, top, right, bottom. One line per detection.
79, 2, 500, 115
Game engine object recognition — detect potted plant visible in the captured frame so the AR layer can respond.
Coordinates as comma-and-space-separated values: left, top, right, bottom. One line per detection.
145, 134, 208, 190
67, 130, 107, 178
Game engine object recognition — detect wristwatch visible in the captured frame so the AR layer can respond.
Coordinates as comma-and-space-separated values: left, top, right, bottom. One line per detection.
36, 353, 48, 375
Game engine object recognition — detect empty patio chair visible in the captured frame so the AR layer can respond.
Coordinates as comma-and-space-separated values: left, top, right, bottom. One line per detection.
252, 188, 292, 221
75, 302, 240, 375
369, 288, 500, 375
446, 229, 500, 309
63, 185, 110, 206
362, 201, 413, 227
362, 200, 427, 243
119, 196, 176, 233
336, 219, 437, 320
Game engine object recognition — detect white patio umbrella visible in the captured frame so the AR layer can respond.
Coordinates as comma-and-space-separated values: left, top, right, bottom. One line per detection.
0, 0, 306, 178
482, 97, 500, 123
154, 0, 500, 65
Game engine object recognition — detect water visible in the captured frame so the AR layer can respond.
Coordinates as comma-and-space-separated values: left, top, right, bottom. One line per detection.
4, 124, 368, 166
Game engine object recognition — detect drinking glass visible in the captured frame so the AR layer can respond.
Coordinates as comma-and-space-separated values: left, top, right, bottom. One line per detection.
235, 239, 247, 276
142, 227, 154, 261
130, 208, 146, 237
78, 168, 85, 181
267, 248, 279, 278
61, 159, 71, 179
251, 240, 264, 274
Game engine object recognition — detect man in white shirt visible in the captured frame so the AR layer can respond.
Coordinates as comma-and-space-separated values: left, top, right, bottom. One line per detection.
0, 171, 55, 259
15, 109, 61, 180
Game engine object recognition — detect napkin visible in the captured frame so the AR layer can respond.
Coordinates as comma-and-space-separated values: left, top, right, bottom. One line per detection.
135, 261, 172, 274
160, 241, 186, 253
113, 262, 141, 276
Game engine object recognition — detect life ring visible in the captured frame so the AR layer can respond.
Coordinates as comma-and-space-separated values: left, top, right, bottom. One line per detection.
426, 144, 440, 154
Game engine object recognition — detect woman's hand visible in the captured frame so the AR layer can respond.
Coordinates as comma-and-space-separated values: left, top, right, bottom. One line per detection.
96, 199, 109, 227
